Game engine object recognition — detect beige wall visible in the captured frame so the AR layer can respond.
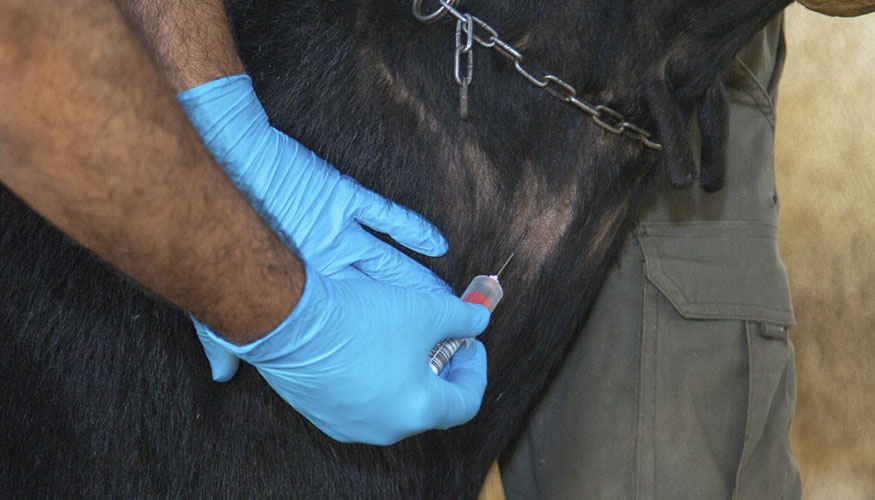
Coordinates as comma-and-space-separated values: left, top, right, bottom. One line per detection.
777, 4, 875, 499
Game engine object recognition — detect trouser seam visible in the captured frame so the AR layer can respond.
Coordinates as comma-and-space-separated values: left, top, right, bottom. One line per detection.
636, 264, 657, 500
732, 320, 754, 500
635, 279, 646, 500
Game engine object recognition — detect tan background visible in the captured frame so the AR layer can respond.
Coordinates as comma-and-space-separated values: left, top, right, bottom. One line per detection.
778, 3, 875, 499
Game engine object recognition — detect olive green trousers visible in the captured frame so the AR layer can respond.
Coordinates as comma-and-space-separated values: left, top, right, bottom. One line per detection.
501, 15, 802, 500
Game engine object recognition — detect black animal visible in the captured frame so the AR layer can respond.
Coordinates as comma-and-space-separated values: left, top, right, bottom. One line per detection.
0, 0, 790, 497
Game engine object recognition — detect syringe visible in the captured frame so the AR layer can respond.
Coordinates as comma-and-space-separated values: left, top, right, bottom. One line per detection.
428, 254, 514, 375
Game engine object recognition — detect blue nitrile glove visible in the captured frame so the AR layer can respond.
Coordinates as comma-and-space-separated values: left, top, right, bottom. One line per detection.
177, 75, 456, 382
192, 264, 490, 445
177, 74, 448, 289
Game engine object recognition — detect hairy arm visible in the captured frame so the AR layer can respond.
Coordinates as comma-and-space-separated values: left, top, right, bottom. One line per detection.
0, 0, 302, 344
114, 0, 244, 92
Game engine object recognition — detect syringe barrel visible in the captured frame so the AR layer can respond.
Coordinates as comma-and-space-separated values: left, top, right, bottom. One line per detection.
429, 275, 503, 374
460, 275, 504, 312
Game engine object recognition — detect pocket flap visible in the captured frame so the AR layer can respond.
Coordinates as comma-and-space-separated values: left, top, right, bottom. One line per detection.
636, 222, 795, 325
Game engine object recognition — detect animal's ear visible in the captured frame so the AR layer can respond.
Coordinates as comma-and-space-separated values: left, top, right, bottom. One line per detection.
645, 62, 696, 189
645, 63, 730, 192
696, 80, 729, 193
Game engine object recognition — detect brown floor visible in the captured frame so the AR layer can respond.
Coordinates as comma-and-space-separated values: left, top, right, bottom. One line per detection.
777, 4, 875, 499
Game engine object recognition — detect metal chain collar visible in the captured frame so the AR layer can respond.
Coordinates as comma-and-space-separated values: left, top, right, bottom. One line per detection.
411, 0, 663, 151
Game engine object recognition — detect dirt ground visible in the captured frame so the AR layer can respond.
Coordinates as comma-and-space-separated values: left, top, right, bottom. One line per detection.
777, 4, 875, 499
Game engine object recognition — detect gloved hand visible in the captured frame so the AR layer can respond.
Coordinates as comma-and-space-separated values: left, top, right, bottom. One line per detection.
178, 75, 460, 382
177, 74, 447, 290
192, 264, 490, 445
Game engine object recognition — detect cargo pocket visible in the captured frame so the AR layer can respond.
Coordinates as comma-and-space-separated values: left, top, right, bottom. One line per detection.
635, 222, 800, 500
637, 222, 794, 325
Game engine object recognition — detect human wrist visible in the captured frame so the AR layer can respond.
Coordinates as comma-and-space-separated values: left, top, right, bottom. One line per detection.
192, 262, 322, 354
176, 74, 271, 165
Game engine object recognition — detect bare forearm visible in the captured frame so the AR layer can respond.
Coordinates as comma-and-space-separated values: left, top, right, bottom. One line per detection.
0, 0, 301, 344
114, 0, 244, 92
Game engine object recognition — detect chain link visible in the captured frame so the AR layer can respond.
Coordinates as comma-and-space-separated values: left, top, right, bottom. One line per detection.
412, 0, 662, 151
454, 15, 473, 86
454, 16, 474, 119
